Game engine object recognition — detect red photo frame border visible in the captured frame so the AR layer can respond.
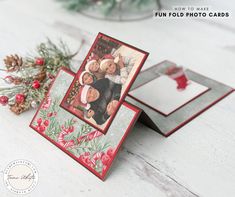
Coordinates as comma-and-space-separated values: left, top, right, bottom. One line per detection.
60, 32, 149, 134
29, 67, 141, 180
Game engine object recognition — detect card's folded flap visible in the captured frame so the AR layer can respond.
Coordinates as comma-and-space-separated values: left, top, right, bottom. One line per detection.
127, 60, 234, 137
139, 110, 161, 132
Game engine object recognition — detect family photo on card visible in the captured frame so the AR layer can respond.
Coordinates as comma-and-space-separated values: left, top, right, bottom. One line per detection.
61, 33, 148, 133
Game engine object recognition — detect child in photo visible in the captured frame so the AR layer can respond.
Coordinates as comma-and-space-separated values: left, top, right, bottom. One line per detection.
85, 55, 105, 80
79, 71, 96, 85
100, 54, 134, 85
76, 79, 121, 125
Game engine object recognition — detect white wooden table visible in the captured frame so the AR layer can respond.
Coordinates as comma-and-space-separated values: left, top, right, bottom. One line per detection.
0, 0, 235, 196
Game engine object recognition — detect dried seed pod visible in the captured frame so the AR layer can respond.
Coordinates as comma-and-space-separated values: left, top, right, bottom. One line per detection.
4, 54, 23, 72
33, 70, 47, 82
9, 102, 27, 115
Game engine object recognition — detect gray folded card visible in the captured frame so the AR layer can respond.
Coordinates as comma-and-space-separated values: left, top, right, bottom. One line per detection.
126, 60, 234, 137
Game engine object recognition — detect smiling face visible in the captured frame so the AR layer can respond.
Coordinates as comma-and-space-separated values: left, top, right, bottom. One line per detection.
86, 87, 100, 103
105, 61, 117, 74
82, 73, 94, 85
89, 61, 100, 72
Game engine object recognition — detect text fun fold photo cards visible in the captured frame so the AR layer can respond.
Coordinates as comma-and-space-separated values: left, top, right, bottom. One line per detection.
61, 33, 149, 134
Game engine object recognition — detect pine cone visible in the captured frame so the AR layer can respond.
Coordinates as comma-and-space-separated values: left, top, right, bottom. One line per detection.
4, 54, 23, 72
9, 102, 28, 115
33, 70, 46, 82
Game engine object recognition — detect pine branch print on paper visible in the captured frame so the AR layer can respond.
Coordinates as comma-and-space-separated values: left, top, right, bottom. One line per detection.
32, 96, 115, 176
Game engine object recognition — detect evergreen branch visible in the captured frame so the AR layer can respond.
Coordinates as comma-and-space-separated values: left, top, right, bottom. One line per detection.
0, 38, 81, 114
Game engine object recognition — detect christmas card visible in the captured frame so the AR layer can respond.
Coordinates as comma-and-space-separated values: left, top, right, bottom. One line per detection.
127, 60, 234, 137
30, 68, 141, 180
61, 33, 148, 134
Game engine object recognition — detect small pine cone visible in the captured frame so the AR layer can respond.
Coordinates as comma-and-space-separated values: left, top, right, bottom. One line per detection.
4, 54, 23, 72
9, 102, 28, 115
33, 70, 46, 82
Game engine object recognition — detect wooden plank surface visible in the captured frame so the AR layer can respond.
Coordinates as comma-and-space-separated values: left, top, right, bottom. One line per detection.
0, 0, 234, 196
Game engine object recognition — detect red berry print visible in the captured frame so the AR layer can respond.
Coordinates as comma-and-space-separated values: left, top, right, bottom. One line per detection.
43, 120, 50, 127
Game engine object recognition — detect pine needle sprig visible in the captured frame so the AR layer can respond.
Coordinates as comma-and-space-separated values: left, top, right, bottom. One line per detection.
0, 39, 83, 114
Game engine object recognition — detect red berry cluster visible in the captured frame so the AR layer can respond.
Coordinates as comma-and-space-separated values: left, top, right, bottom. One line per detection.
101, 148, 114, 167
35, 118, 50, 133
78, 148, 115, 175
0, 93, 25, 106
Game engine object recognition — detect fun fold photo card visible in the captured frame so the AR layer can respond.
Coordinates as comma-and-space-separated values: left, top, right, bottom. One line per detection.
127, 60, 234, 137
60, 33, 148, 134
30, 68, 141, 180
